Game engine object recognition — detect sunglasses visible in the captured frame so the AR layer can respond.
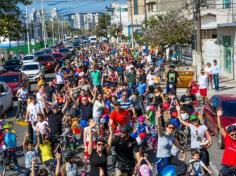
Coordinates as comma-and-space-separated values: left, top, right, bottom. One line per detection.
167, 126, 175, 130
122, 94, 128, 96
97, 143, 105, 146
230, 133, 236, 137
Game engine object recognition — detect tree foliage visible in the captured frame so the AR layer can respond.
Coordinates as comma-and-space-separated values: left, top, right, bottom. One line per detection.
142, 10, 193, 46
95, 15, 111, 39
0, 0, 31, 41
110, 24, 123, 39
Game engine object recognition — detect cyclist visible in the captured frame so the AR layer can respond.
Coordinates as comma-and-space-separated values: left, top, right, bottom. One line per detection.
2, 123, 21, 174
217, 109, 236, 175
166, 64, 179, 94
16, 83, 28, 120
180, 89, 197, 115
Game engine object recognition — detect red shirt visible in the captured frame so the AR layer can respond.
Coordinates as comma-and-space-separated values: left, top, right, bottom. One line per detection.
222, 134, 236, 166
110, 109, 129, 129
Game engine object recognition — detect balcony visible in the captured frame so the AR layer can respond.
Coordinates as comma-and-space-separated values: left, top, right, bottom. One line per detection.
145, 0, 156, 4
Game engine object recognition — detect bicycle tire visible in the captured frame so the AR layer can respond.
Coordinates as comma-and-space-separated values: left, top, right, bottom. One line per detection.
174, 130, 188, 149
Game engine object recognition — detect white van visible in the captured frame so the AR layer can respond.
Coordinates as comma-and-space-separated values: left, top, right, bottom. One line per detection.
89, 36, 97, 44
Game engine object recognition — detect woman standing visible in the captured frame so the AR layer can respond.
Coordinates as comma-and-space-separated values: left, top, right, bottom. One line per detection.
177, 105, 212, 169
204, 62, 213, 89
153, 86, 165, 107
155, 107, 183, 174
88, 121, 112, 176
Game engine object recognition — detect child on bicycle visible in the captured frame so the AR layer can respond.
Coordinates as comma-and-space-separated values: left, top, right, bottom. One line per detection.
187, 149, 212, 176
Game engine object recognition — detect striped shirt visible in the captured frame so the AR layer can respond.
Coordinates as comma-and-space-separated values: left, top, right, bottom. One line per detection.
118, 99, 133, 110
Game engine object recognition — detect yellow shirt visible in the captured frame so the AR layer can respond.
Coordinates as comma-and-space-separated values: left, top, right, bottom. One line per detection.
39, 142, 53, 162
37, 79, 45, 87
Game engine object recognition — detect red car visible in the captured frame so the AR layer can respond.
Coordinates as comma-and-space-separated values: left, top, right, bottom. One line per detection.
0, 71, 29, 97
203, 94, 236, 148
52, 52, 64, 63
36, 55, 56, 72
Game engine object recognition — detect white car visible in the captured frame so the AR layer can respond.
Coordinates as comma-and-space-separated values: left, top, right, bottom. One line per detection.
0, 82, 13, 116
21, 62, 45, 82
22, 55, 36, 63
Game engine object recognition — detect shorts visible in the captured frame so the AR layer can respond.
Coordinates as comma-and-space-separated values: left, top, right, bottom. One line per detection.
200, 88, 207, 97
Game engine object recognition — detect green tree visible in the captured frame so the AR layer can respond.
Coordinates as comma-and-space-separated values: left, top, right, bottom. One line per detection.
0, 0, 31, 41
110, 24, 123, 39
142, 10, 193, 47
95, 15, 111, 39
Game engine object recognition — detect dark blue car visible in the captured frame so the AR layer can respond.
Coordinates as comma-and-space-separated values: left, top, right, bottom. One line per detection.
3, 59, 22, 71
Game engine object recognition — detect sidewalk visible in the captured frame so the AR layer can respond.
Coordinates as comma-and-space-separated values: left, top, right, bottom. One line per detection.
208, 77, 236, 97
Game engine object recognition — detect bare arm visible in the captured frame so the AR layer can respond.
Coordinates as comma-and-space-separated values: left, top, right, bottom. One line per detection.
217, 109, 227, 138
55, 153, 61, 176
88, 121, 96, 155
106, 125, 113, 154
204, 130, 212, 149
156, 107, 163, 137
176, 105, 191, 127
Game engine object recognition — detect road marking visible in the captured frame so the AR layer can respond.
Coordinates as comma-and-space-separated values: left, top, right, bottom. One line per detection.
210, 162, 219, 175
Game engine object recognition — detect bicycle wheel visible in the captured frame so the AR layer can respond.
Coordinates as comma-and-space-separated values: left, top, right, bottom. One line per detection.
174, 130, 188, 149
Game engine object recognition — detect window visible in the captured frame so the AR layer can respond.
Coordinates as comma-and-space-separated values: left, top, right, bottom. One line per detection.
223, 0, 231, 9
134, 0, 138, 15
122, 8, 128, 12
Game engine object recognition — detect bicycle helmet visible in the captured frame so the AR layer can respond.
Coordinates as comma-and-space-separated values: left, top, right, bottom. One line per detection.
189, 114, 198, 121
139, 164, 152, 176
2, 123, 11, 129
227, 124, 236, 133
171, 111, 178, 118
162, 102, 170, 110
63, 150, 76, 160
160, 165, 176, 176
138, 115, 145, 122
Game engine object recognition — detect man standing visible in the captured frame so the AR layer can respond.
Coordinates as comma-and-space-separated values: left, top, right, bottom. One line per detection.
166, 64, 179, 94
212, 59, 220, 91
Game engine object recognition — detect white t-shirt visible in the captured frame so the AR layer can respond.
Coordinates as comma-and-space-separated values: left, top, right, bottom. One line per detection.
189, 124, 208, 149
93, 100, 104, 119
146, 74, 155, 86
36, 121, 48, 134
36, 91, 45, 109
55, 72, 64, 84
198, 75, 208, 89
27, 103, 42, 123
17, 88, 28, 101
204, 67, 212, 74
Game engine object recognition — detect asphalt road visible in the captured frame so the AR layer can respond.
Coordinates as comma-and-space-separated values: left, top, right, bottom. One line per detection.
4, 73, 223, 176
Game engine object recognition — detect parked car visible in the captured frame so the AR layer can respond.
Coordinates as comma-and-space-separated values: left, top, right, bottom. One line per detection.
0, 82, 13, 116
22, 55, 36, 63
21, 62, 44, 83
36, 55, 56, 72
59, 48, 71, 59
52, 52, 64, 63
203, 94, 236, 149
34, 50, 45, 57
3, 59, 22, 71
0, 71, 29, 97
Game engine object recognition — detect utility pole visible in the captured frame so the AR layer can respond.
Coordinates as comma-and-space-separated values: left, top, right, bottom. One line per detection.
194, 0, 203, 76
41, 0, 47, 49
129, 0, 134, 48
26, 5, 30, 54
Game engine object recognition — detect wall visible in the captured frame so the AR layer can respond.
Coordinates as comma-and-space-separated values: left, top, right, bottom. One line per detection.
217, 27, 236, 79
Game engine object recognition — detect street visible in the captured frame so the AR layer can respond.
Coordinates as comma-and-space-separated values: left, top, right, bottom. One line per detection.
3, 72, 223, 176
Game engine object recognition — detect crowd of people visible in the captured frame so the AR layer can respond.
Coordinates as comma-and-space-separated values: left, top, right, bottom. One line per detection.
0, 43, 235, 176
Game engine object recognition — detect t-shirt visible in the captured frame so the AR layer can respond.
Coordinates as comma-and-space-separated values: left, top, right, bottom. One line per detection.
89, 149, 108, 176
91, 70, 101, 86
93, 100, 104, 118
45, 86, 55, 102
36, 121, 48, 135
189, 124, 208, 149
222, 134, 236, 166
198, 75, 208, 89
156, 133, 175, 158
79, 103, 93, 121
25, 150, 36, 169
118, 99, 133, 110
166, 70, 179, 84
110, 109, 129, 129
126, 72, 136, 84
17, 88, 28, 101
137, 82, 147, 95
36, 91, 45, 109
189, 159, 204, 175
55, 72, 64, 84
146, 74, 155, 86
39, 142, 53, 162
180, 94, 196, 112
27, 103, 42, 123
112, 136, 139, 168
47, 111, 62, 135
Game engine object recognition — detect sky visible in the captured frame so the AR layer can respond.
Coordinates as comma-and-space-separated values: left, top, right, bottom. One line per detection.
22, 0, 127, 14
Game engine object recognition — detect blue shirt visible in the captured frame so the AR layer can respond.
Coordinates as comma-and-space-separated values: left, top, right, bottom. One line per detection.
118, 99, 133, 110
137, 82, 147, 95
212, 65, 220, 75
